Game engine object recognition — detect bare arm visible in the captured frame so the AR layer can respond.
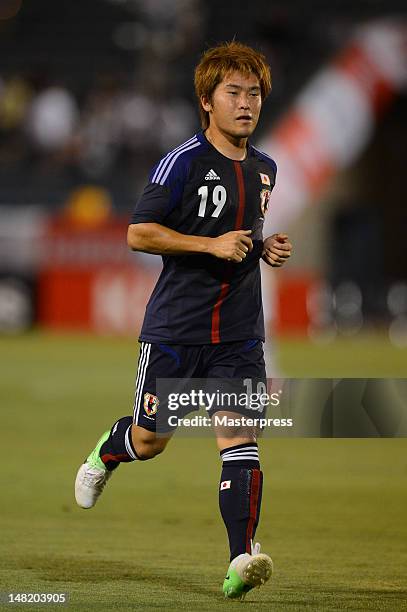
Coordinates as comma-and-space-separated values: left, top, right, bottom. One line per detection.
127, 223, 253, 263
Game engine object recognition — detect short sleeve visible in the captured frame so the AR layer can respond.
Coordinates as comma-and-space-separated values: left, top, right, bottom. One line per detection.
129, 153, 188, 225
129, 183, 173, 224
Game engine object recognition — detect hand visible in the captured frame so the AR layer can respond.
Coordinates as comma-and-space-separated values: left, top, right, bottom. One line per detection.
262, 233, 292, 267
209, 230, 253, 263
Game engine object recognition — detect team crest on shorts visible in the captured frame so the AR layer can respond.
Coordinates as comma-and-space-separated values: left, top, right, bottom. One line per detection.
260, 189, 271, 216
144, 392, 159, 416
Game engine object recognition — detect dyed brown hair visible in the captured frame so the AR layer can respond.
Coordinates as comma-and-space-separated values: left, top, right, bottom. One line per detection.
194, 41, 272, 129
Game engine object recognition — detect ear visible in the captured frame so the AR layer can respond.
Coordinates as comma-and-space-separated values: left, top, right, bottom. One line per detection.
200, 94, 213, 113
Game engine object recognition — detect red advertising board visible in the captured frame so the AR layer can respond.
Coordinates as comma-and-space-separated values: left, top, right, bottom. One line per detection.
37, 218, 159, 335
36, 218, 317, 336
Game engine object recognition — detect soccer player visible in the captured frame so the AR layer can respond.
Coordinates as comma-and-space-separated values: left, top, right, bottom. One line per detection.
75, 41, 292, 601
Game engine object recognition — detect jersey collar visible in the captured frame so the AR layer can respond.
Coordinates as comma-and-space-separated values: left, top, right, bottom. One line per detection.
196, 130, 253, 161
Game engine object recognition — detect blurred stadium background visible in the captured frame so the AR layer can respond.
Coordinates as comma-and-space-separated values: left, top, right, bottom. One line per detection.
1, 2, 407, 610
0, 0, 406, 363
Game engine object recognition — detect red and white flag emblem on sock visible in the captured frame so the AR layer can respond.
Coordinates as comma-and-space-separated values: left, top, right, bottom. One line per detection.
220, 480, 231, 490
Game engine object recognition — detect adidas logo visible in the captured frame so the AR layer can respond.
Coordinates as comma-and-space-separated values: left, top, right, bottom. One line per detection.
205, 169, 220, 180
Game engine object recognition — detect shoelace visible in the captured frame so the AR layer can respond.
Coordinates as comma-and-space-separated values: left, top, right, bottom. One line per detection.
82, 468, 109, 489
251, 541, 261, 555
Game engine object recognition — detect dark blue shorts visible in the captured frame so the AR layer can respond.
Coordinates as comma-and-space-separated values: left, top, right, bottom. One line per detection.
132, 340, 266, 432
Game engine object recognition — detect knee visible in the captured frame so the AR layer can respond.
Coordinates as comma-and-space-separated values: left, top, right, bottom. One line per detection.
214, 419, 258, 446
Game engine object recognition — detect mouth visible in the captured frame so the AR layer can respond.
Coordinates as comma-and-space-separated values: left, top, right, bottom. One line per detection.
236, 115, 252, 122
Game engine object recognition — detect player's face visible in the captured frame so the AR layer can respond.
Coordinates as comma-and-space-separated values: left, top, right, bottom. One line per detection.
203, 71, 262, 139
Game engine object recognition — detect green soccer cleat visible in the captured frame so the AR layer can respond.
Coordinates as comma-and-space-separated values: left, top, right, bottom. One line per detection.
75, 430, 113, 509
223, 542, 273, 601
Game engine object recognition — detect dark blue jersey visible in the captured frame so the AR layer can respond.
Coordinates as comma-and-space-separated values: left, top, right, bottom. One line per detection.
130, 130, 277, 344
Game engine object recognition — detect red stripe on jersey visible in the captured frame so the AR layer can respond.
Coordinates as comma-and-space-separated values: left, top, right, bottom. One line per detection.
211, 281, 229, 343
210, 161, 246, 343
246, 468, 261, 553
233, 161, 246, 230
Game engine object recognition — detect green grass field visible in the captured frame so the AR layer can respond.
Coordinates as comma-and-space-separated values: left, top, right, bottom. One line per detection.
1, 332, 406, 611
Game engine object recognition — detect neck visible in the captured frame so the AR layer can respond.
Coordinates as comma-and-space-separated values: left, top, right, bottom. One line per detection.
205, 126, 247, 161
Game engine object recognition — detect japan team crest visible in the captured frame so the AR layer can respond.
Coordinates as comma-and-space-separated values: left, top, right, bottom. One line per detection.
144, 392, 159, 416
260, 189, 271, 216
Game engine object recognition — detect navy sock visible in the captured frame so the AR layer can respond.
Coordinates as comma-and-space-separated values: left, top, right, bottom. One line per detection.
219, 443, 263, 561
99, 416, 139, 470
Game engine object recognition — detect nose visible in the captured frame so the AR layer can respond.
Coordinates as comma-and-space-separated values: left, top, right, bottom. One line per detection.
238, 93, 250, 109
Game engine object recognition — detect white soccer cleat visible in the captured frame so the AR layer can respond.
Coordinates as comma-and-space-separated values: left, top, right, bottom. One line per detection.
223, 541, 273, 600
75, 463, 112, 509
75, 430, 113, 509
